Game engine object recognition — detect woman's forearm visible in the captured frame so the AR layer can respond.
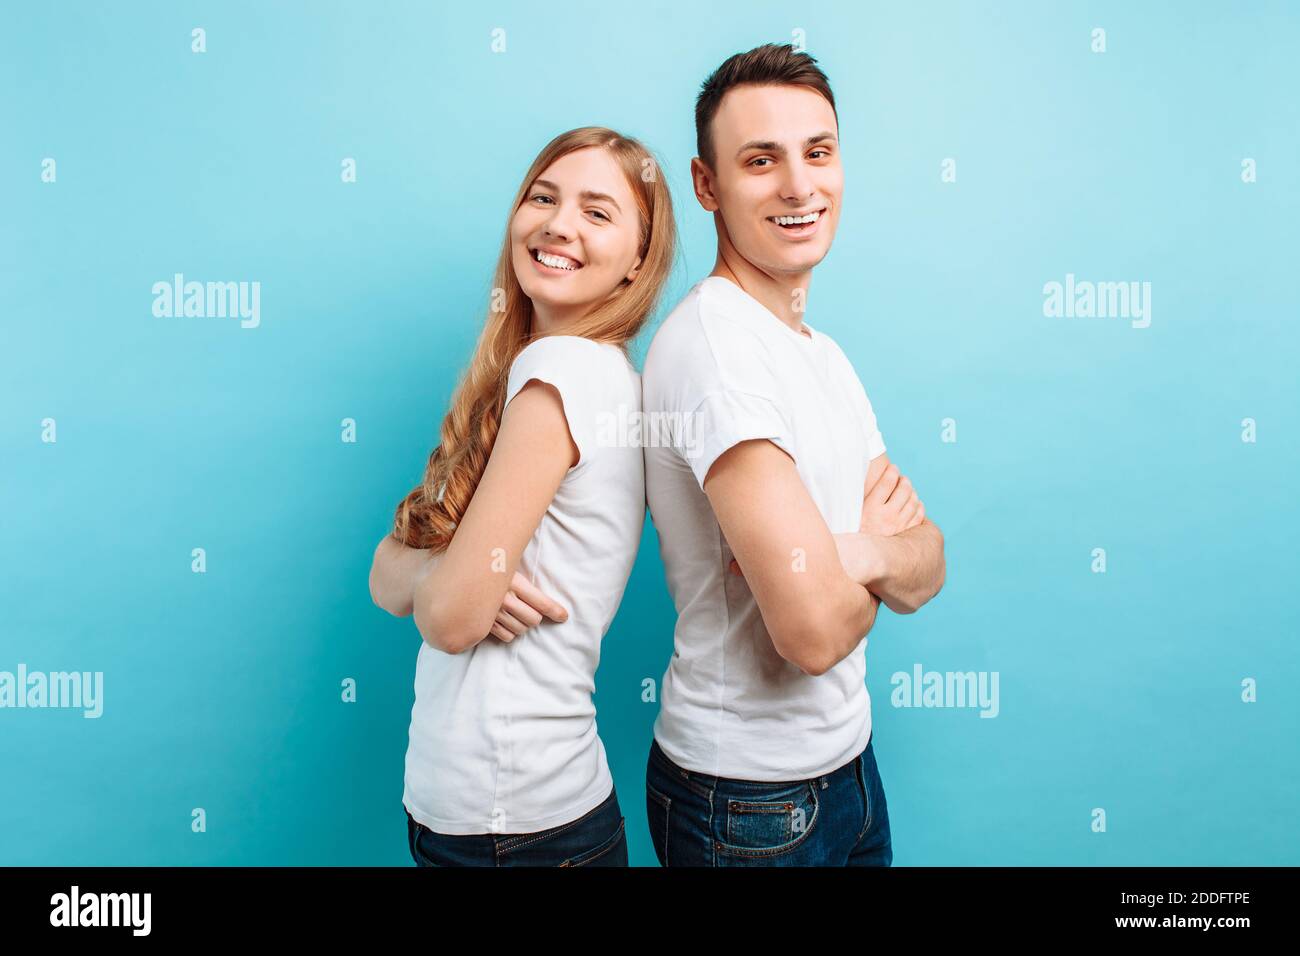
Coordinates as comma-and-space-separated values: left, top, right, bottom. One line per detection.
369, 534, 436, 617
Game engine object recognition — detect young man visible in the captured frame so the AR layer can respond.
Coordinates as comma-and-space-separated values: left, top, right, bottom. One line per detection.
641, 43, 946, 867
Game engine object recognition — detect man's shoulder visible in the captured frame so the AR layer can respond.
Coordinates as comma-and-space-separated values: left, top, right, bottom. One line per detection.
645, 279, 770, 378
808, 325, 865, 378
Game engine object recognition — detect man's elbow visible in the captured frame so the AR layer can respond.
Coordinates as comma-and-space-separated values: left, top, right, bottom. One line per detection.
795, 648, 836, 677
897, 531, 946, 615
921, 524, 946, 608
907, 555, 947, 614
926, 562, 947, 607
777, 633, 839, 677
772, 608, 869, 677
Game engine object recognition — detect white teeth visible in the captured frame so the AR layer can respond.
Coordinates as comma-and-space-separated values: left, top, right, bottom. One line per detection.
534, 249, 580, 270
771, 210, 822, 225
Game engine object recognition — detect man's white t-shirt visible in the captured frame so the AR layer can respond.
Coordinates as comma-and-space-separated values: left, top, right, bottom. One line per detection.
643, 275, 887, 781
403, 335, 644, 834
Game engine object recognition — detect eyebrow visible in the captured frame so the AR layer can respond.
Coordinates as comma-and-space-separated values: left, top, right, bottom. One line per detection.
531, 179, 622, 214
734, 131, 838, 159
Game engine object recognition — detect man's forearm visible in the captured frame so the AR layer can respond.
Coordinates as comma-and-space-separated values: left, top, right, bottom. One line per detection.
836, 519, 945, 614
817, 581, 882, 672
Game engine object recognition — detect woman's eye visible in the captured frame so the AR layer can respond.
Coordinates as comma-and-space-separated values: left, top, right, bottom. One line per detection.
588, 210, 610, 221
532, 194, 554, 204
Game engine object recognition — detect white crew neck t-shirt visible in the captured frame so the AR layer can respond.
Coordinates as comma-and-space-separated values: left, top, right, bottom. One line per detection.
642, 275, 887, 782
403, 335, 644, 835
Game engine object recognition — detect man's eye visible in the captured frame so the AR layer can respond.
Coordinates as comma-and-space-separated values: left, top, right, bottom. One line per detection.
809, 149, 830, 159
750, 157, 772, 167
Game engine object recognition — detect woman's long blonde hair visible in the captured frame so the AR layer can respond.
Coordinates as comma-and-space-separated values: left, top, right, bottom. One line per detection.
391, 127, 677, 553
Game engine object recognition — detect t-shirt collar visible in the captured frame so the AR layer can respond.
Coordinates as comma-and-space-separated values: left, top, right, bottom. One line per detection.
701, 275, 816, 344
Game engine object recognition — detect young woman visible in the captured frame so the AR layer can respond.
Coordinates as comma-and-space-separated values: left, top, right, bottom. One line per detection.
369, 127, 676, 866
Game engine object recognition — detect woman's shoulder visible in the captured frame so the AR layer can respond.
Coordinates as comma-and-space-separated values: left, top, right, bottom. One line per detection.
506, 336, 640, 416
512, 336, 637, 383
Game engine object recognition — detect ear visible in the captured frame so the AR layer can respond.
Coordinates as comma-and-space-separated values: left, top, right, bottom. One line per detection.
625, 254, 643, 284
691, 156, 719, 212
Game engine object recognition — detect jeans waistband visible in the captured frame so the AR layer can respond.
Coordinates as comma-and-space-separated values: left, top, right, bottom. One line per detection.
649, 736, 863, 790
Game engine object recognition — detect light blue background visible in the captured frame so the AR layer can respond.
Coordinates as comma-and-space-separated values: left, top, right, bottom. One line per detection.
2, 1, 1297, 865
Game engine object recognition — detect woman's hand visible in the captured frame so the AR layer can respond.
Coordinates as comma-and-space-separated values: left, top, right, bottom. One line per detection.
485, 571, 569, 643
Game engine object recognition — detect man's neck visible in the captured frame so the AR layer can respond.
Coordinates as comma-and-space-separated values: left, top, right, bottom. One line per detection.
710, 249, 813, 339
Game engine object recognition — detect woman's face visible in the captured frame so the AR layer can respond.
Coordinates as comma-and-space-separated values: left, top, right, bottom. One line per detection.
510, 147, 643, 323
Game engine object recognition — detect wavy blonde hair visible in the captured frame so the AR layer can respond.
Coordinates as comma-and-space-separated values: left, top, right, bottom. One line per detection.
391, 127, 677, 553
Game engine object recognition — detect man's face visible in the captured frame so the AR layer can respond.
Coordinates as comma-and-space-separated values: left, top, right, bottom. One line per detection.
699, 84, 843, 277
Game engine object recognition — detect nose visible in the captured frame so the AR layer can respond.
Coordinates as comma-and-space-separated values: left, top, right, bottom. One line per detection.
542, 201, 579, 243
779, 159, 816, 205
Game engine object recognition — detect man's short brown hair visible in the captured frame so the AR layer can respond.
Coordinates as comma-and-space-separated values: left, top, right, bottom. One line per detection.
695, 43, 838, 170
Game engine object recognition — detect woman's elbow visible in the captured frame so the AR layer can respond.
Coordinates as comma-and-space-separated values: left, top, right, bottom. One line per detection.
369, 565, 396, 614
414, 603, 484, 655
370, 573, 414, 617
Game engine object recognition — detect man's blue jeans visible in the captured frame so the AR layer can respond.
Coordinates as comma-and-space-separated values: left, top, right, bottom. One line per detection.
644, 734, 893, 866
405, 785, 628, 866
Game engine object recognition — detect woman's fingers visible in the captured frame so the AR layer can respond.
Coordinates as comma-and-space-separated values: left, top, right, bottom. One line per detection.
495, 608, 527, 636
487, 575, 572, 645
509, 572, 569, 623
502, 590, 543, 628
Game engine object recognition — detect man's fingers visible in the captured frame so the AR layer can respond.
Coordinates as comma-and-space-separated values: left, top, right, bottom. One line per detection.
867, 463, 901, 504
885, 474, 913, 506
901, 496, 923, 530
509, 572, 569, 623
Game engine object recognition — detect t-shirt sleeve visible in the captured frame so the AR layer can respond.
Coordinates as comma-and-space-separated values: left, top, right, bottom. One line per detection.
504, 336, 598, 468
831, 342, 887, 463
680, 388, 796, 490
858, 383, 887, 462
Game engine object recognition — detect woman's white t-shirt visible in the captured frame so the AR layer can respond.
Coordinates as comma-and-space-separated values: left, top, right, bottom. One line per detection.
403, 335, 644, 835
